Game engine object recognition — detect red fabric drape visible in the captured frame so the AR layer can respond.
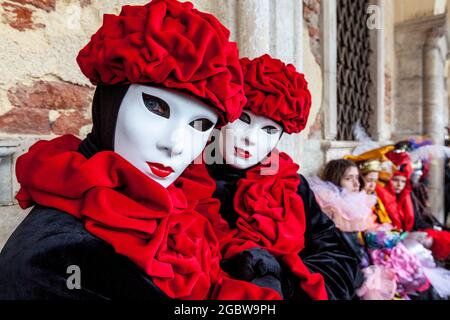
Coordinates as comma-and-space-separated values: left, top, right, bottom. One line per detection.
376, 183, 415, 231
15, 135, 280, 300
203, 151, 328, 300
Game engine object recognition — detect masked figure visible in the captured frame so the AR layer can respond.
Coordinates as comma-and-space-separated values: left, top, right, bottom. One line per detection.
375, 151, 416, 232
206, 54, 360, 300
0, 0, 281, 300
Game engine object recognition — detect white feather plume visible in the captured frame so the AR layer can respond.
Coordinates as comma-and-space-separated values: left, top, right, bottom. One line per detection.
423, 267, 450, 298
408, 145, 450, 163
351, 122, 380, 156
403, 238, 450, 299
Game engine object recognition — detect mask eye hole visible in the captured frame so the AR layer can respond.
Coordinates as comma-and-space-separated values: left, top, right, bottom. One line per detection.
142, 93, 170, 119
262, 125, 280, 135
189, 118, 214, 132
238, 112, 251, 124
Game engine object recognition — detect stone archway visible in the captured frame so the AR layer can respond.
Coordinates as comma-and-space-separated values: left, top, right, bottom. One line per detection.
395, 13, 450, 223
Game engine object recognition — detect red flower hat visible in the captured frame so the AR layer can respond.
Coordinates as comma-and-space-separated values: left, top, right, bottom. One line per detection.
77, 0, 246, 125
240, 54, 312, 134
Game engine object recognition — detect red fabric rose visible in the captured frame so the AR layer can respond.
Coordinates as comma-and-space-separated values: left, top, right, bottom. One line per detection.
76, 0, 246, 125
240, 54, 312, 134
226, 152, 306, 257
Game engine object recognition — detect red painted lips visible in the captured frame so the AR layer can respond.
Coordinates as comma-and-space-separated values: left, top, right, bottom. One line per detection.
234, 147, 252, 159
147, 162, 174, 178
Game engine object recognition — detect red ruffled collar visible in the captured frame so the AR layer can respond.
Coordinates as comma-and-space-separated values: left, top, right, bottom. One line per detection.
211, 151, 328, 300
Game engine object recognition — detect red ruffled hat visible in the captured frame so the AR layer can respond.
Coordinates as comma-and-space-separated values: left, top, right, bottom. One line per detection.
76, 0, 245, 125
240, 54, 312, 134
386, 151, 413, 179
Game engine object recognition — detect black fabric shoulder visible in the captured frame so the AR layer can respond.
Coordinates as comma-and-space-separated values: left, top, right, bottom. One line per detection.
0, 206, 168, 300
295, 174, 361, 300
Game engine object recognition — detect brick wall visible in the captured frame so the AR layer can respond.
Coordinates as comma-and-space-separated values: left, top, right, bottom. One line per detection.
0, 0, 169, 139
302, 0, 322, 140
0, 0, 153, 249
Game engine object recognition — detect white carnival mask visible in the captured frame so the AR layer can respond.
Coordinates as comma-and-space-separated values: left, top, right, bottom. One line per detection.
219, 110, 283, 170
114, 84, 218, 188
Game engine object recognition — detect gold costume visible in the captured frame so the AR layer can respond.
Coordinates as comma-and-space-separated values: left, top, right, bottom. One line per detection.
373, 196, 392, 224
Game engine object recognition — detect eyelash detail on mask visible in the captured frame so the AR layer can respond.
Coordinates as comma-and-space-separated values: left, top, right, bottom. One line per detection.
142, 93, 170, 119
262, 126, 279, 135
239, 112, 251, 124
189, 119, 214, 132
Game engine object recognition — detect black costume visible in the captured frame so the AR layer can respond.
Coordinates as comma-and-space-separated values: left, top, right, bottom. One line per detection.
207, 164, 361, 300
0, 206, 168, 300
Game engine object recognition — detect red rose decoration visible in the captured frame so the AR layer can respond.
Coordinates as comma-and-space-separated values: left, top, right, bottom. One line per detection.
151, 212, 222, 299
76, 0, 246, 124
224, 152, 306, 258
240, 54, 312, 134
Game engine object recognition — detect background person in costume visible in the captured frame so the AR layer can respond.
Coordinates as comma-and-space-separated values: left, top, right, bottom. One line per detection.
376, 150, 416, 232
206, 54, 359, 300
344, 145, 395, 225
399, 139, 450, 234
377, 147, 450, 262
362, 147, 450, 298
0, 0, 281, 300
319, 159, 380, 234
315, 159, 444, 300
311, 159, 432, 300
315, 159, 377, 270
394, 140, 443, 230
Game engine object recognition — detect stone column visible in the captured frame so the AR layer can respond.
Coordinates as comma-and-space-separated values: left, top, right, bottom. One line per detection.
424, 28, 447, 144
271, 0, 303, 67
423, 26, 448, 223
207, 0, 238, 41
269, 0, 305, 164
321, 0, 337, 141
0, 139, 29, 251
395, 14, 450, 223
223, 0, 306, 165
369, 0, 386, 142
233, 0, 303, 69
0, 140, 18, 206
236, 0, 271, 58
